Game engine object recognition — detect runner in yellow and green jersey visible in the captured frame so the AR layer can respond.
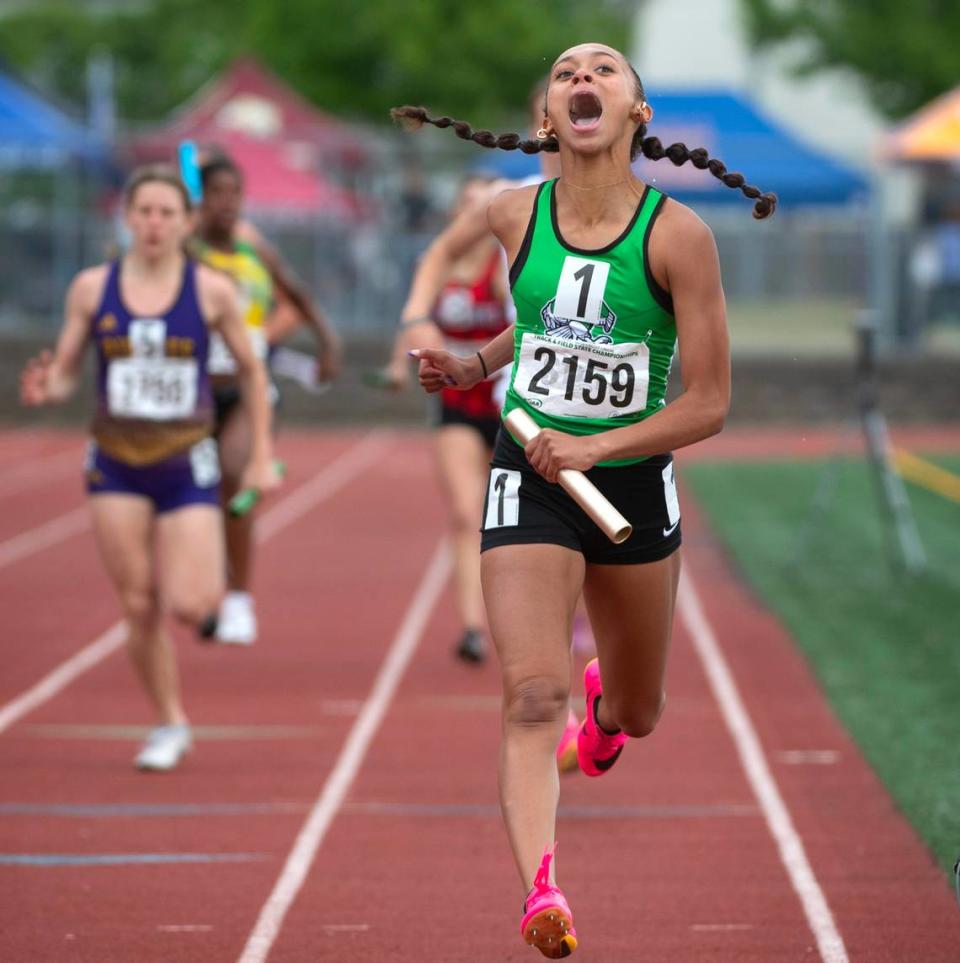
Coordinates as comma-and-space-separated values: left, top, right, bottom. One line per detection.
191, 153, 342, 645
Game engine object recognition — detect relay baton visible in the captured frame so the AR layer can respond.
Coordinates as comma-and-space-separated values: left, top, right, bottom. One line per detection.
228, 461, 287, 517
178, 140, 203, 204
503, 408, 632, 545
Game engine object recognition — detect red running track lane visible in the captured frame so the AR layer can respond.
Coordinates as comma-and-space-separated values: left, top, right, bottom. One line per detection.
0, 429, 448, 961
0, 428, 85, 466
0, 431, 372, 702
673, 490, 960, 962
0, 429, 958, 961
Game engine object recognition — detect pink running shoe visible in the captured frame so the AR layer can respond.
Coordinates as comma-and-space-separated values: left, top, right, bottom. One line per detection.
520, 845, 577, 958
555, 707, 580, 774
576, 658, 627, 777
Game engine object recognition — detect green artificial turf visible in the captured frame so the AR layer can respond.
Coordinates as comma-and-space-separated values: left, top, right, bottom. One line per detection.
684, 455, 960, 876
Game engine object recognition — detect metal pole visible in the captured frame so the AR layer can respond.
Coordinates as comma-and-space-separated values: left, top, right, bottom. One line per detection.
855, 312, 926, 574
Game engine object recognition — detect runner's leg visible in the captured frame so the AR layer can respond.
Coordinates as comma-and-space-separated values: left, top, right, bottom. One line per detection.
581, 550, 681, 737
435, 424, 489, 633
155, 503, 225, 628
89, 494, 186, 725
482, 543, 583, 888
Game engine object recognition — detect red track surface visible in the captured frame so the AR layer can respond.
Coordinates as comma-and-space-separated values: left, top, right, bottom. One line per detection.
0, 427, 957, 962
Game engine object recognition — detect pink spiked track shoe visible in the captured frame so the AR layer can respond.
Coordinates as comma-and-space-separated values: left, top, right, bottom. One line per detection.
576, 658, 628, 777
520, 845, 577, 958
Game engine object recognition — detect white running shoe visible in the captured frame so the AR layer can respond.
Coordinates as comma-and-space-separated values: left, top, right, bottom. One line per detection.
134, 724, 192, 772
215, 591, 258, 645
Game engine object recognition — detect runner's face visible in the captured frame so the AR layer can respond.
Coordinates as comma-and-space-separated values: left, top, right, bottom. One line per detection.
201, 169, 243, 233
545, 44, 643, 158
125, 182, 190, 259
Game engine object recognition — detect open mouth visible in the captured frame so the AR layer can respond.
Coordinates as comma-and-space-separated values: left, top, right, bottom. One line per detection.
569, 90, 603, 129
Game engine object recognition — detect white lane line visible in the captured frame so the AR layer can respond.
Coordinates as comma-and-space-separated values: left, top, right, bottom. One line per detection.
0, 506, 90, 570
0, 432, 390, 571
255, 432, 387, 543
236, 539, 451, 963
0, 433, 390, 737
0, 448, 81, 498
678, 570, 849, 963
0, 623, 127, 736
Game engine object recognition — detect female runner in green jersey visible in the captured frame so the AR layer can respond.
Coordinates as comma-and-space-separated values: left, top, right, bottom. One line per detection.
396, 42, 774, 958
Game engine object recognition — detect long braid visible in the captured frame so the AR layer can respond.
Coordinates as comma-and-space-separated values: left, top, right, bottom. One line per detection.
391, 103, 776, 219
390, 106, 556, 155
633, 124, 777, 220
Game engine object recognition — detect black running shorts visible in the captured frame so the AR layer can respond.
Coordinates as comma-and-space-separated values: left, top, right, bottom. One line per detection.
480, 429, 681, 565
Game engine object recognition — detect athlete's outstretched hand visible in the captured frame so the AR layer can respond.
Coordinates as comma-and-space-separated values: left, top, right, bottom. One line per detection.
240, 457, 284, 499
19, 350, 55, 406
525, 429, 601, 484
409, 348, 482, 394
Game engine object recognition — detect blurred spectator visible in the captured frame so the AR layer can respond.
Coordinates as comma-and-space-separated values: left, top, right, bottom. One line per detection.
398, 163, 434, 232
909, 195, 960, 337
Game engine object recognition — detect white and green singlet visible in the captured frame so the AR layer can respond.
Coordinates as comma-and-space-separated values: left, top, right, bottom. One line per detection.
502, 179, 676, 466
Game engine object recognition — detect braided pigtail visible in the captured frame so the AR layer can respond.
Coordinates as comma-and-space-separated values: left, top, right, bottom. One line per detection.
390, 106, 558, 155
632, 123, 777, 219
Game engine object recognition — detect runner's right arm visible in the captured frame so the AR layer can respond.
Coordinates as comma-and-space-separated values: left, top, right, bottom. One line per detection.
412, 324, 516, 394
389, 181, 515, 385
19, 267, 101, 406
410, 185, 535, 394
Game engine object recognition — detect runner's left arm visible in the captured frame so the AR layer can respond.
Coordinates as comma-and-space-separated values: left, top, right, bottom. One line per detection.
249, 232, 343, 381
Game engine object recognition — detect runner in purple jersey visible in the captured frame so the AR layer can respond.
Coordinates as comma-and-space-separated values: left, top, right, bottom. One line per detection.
20, 165, 281, 772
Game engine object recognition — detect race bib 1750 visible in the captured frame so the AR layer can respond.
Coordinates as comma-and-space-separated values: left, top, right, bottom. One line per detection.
107, 358, 198, 420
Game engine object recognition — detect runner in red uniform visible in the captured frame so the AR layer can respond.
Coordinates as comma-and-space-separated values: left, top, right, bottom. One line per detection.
385, 176, 511, 662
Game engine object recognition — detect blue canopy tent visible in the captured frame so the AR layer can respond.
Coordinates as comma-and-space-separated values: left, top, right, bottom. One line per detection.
474, 89, 866, 207
0, 69, 106, 170
0, 68, 112, 327
634, 89, 866, 207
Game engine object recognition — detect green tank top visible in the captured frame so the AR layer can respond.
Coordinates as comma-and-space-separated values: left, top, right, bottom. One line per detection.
192, 239, 273, 332
503, 179, 676, 466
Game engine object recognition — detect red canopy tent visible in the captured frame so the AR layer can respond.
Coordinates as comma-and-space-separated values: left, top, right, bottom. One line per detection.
127, 58, 371, 220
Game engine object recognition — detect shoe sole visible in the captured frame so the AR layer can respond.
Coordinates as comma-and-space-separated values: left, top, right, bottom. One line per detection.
556, 738, 579, 774
454, 643, 486, 664
522, 908, 577, 958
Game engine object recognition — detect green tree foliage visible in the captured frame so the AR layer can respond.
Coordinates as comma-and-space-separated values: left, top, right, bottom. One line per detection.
0, 0, 631, 126
742, 0, 960, 119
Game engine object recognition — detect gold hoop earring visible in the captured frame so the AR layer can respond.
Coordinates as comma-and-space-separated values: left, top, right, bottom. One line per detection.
536, 128, 549, 141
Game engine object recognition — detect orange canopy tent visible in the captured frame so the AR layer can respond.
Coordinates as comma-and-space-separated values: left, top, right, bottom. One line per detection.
885, 86, 960, 163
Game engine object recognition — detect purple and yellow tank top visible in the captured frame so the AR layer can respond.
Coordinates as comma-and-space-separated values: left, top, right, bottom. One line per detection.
91, 258, 213, 465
